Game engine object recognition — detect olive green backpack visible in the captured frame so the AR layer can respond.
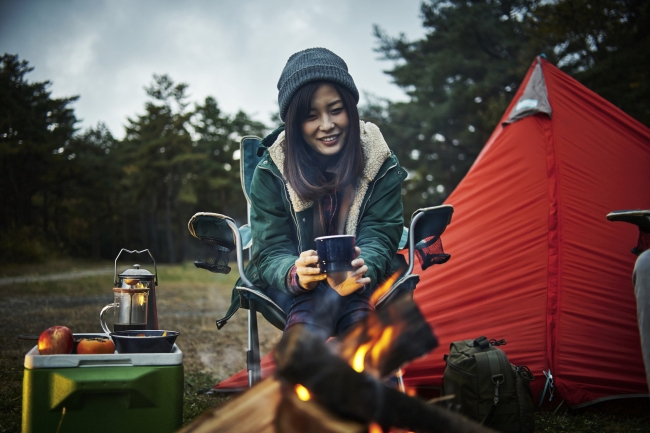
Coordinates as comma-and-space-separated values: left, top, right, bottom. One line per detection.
442, 336, 535, 433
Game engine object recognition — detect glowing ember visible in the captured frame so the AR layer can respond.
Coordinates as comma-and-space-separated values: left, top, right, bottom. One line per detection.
369, 271, 401, 305
368, 422, 383, 433
294, 384, 311, 401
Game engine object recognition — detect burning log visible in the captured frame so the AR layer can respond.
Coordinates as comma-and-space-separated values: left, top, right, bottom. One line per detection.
180, 294, 494, 433
178, 376, 367, 433
274, 324, 494, 433
275, 384, 366, 433
335, 292, 438, 378
178, 378, 282, 433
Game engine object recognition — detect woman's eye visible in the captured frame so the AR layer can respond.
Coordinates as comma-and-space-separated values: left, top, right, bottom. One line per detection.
332, 108, 343, 114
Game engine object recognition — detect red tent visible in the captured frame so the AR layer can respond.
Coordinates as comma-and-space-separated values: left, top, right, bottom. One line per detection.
215, 58, 650, 407
404, 57, 650, 407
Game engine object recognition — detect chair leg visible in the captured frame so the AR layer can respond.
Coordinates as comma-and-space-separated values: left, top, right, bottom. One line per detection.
247, 299, 261, 387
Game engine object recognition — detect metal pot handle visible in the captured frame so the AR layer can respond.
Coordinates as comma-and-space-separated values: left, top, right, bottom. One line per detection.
100, 303, 116, 334
113, 248, 158, 286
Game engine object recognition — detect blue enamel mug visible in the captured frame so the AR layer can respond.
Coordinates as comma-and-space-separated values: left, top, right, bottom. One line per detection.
315, 235, 356, 273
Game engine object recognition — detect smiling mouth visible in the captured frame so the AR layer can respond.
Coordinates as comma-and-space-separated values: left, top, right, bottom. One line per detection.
320, 135, 339, 144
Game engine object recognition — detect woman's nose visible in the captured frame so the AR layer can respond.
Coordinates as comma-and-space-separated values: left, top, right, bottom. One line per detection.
319, 114, 334, 131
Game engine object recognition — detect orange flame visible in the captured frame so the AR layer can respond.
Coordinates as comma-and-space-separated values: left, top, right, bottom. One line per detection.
369, 271, 401, 305
368, 422, 383, 433
370, 326, 393, 366
351, 325, 395, 373
338, 271, 408, 377
352, 341, 372, 372
294, 384, 311, 401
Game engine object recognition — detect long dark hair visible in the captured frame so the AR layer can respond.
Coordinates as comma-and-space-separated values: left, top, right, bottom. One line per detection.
283, 81, 363, 203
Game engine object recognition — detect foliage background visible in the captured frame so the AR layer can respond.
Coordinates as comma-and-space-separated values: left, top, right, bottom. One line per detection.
1, 0, 648, 264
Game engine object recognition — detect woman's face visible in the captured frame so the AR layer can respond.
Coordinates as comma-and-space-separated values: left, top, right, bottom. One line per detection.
301, 83, 350, 157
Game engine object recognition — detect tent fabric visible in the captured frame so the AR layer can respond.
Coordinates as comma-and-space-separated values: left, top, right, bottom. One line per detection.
213, 58, 650, 407
403, 57, 650, 407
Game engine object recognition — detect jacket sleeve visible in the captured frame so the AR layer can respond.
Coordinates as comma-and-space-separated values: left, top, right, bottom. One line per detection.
355, 163, 405, 289
249, 166, 298, 294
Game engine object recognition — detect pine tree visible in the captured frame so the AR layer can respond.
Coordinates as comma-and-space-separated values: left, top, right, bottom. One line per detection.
191, 96, 267, 224
121, 74, 196, 262
0, 54, 79, 261
366, 0, 544, 212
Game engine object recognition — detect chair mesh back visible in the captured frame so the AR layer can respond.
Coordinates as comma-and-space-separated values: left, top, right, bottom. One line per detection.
634, 230, 650, 255
415, 236, 450, 271
194, 237, 232, 274
412, 207, 452, 271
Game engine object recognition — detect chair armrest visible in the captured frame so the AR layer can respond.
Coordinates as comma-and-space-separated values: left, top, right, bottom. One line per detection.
606, 210, 650, 231
188, 212, 253, 286
607, 210, 650, 255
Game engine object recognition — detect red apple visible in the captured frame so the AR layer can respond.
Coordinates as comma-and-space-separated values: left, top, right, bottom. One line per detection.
38, 326, 74, 355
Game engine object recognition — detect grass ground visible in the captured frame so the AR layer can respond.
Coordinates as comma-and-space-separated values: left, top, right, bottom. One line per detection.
1, 260, 648, 432
0, 259, 281, 432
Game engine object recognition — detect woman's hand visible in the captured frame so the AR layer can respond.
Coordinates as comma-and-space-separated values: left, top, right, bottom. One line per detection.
327, 247, 371, 296
295, 250, 326, 290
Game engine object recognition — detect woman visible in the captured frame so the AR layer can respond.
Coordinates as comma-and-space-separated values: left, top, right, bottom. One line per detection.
243, 48, 406, 338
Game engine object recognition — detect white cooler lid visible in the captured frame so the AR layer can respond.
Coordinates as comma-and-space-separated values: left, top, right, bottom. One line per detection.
25, 333, 183, 369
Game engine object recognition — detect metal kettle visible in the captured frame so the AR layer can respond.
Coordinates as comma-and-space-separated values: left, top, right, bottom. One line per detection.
114, 249, 159, 330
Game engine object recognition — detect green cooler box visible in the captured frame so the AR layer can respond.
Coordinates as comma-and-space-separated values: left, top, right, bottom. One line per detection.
22, 334, 183, 433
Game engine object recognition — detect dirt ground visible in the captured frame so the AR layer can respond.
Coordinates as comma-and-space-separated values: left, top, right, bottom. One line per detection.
0, 260, 282, 432
2, 260, 650, 433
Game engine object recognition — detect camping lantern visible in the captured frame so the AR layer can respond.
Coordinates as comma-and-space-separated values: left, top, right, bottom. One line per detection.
113, 249, 159, 330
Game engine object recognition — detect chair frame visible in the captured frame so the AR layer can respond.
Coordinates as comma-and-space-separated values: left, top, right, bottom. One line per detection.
374, 205, 453, 308
189, 204, 453, 388
188, 136, 454, 388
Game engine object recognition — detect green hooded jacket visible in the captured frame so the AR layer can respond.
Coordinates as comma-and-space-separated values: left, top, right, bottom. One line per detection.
218, 121, 407, 329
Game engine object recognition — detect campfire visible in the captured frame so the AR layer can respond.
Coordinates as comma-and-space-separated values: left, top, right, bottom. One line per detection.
180, 293, 493, 433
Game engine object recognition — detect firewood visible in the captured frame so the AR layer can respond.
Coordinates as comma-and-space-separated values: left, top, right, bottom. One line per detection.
275, 385, 366, 433
335, 292, 438, 378
178, 377, 281, 433
275, 325, 495, 433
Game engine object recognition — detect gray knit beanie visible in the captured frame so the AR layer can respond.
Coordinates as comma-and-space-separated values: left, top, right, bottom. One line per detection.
277, 47, 359, 122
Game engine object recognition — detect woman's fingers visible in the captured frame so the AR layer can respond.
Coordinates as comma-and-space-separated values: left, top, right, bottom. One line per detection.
298, 250, 319, 265
298, 265, 324, 275
295, 250, 325, 290
355, 275, 371, 285
350, 264, 368, 278
295, 248, 369, 292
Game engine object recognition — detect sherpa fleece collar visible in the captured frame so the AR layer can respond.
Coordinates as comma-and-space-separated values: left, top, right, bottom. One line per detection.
267, 121, 392, 235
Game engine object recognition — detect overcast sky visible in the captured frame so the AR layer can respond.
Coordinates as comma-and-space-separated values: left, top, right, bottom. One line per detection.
1, 0, 426, 139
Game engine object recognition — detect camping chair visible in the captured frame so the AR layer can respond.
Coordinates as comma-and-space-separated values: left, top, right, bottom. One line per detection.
606, 210, 650, 256
187, 135, 454, 388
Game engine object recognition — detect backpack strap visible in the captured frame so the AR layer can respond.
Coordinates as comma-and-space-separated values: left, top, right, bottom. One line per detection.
475, 350, 505, 426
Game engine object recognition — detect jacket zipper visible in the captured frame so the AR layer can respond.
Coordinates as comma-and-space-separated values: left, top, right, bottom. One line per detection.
261, 158, 399, 250
258, 165, 303, 251
358, 161, 398, 223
